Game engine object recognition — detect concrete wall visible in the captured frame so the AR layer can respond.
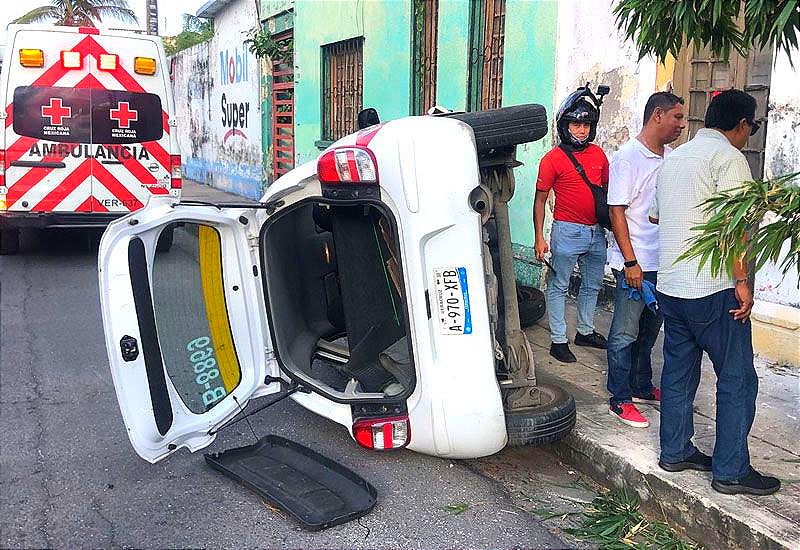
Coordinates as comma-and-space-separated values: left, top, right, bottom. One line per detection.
757, 46, 800, 308
173, 0, 263, 199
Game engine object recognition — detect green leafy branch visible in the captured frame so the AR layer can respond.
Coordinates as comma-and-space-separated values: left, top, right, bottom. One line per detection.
614, 0, 800, 62
244, 25, 293, 64
677, 173, 800, 278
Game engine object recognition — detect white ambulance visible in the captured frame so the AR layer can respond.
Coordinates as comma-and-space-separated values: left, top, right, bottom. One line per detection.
0, 25, 181, 254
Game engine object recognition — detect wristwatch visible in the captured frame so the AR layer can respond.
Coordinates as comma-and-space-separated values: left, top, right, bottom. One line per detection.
624, 259, 638, 268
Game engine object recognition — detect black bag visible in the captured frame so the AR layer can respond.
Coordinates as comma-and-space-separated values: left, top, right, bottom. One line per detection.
559, 145, 612, 230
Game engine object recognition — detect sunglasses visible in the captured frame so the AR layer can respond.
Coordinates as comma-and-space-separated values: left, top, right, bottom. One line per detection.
746, 118, 761, 136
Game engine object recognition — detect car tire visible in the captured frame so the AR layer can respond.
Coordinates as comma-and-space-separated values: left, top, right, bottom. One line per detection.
446, 104, 548, 151
0, 228, 20, 255
155, 225, 174, 253
505, 383, 576, 446
517, 285, 546, 328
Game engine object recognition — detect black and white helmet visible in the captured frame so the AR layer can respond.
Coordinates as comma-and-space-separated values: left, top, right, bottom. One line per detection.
556, 86, 606, 150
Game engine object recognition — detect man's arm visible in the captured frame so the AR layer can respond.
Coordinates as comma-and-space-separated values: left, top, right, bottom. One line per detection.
610, 205, 643, 289
533, 190, 550, 260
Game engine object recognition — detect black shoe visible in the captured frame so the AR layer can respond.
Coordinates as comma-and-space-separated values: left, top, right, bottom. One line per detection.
659, 450, 712, 472
549, 342, 577, 363
574, 331, 608, 349
711, 468, 781, 496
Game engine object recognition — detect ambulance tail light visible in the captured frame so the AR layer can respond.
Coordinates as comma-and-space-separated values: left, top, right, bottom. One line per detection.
98, 54, 118, 71
317, 146, 378, 185
0, 149, 6, 210
352, 416, 410, 450
170, 155, 182, 189
61, 50, 82, 69
19, 49, 44, 68
134, 57, 157, 75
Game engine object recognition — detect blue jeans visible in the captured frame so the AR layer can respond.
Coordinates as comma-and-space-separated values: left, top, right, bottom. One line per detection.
657, 289, 757, 481
545, 220, 607, 344
607, 270, 662, 405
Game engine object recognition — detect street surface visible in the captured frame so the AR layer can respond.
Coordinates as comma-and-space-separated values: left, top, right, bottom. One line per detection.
0, 227, 589, 549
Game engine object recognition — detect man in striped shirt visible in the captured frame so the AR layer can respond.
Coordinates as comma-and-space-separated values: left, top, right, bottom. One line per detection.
649, 89, 779, 496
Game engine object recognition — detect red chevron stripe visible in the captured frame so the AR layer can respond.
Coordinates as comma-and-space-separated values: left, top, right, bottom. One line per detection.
31, 158, 91, 211
142, 140, 170, 170
91, 159, 143, 210
6, 144, 73, 206
5, 137, 38, 165
75, 196, 93, 212
73, 73, 105, 89
5, 104, 12, 128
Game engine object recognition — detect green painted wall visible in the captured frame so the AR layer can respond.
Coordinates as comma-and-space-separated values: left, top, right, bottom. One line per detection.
293, 0, 412, 167
435, 0, 470, 111
503, 0, 558, 286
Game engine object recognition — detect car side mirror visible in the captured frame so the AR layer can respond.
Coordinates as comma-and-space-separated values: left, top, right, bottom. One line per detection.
357, 108, 380, 129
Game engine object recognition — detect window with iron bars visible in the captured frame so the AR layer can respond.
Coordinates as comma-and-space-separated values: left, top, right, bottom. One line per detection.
411, 0, 438, 115
321, 37, 364, 141
467, 0, 506, 111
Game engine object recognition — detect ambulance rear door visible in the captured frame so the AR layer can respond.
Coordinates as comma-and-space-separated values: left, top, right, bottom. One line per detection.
4, 26, 95, 214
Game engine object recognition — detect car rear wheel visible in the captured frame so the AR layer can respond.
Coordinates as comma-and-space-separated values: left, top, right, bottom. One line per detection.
505, 383, 576, 446
446, 104, 548, 151
0, 228, 20, 255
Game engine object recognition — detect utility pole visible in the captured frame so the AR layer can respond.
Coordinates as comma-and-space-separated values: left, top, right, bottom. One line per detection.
145, 0, 159, 35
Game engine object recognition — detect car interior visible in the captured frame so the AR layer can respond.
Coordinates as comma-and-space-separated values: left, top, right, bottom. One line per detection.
261, 199, 416, 400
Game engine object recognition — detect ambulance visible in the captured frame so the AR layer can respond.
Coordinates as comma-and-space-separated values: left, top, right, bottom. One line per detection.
0, 25, 181, 255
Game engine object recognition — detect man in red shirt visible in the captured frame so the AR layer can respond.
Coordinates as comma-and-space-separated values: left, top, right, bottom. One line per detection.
534, 92, 609, 363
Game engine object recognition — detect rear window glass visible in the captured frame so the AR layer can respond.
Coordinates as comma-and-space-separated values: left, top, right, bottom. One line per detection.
12, 85, 163, 144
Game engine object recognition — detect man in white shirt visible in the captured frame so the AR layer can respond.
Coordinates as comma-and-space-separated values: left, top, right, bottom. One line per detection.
606, 92, 685, 429
650, 89, 779, 496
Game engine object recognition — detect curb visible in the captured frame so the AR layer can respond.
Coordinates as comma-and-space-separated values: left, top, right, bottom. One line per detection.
549, 406, 799, 550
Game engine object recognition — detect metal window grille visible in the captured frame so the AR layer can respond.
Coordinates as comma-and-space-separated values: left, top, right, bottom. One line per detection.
467, 0, 505, 111
322, 37, 364, 141
411, 0, 438, 115
272, 30, 294, 180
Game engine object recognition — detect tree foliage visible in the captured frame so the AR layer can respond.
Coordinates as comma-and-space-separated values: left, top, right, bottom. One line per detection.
163, 14, 214, 57
677, 174, 800, 278
614, 0, 799, 62
244, 25, 293, 64
12, 0, 137, 27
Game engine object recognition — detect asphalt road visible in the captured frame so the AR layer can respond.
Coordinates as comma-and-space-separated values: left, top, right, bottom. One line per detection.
0, 228, 577, 549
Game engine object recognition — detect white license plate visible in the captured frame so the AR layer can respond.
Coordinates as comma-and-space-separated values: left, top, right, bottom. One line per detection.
433, 267, 472, 335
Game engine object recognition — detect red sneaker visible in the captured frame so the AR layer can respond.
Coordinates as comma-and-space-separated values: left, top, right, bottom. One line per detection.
632, 387, 661, 405
609, 403, 649, 428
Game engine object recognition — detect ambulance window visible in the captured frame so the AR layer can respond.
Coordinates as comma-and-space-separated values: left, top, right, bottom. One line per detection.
150, 224, 242, 414
13, 86, 91, 143
92, 89, 163, 144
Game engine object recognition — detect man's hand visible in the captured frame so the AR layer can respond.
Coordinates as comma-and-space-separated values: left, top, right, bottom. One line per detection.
624, 263, 643, 290
730, 282, 754, 322
535, 238, 549, 261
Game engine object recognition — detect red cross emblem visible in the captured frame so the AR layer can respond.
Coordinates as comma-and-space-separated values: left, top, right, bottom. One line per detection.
110, 101, 138, 128
41, 98, 72, 126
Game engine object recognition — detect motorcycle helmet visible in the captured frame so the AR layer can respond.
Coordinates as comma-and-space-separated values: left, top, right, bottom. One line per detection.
556, 86, 603, 150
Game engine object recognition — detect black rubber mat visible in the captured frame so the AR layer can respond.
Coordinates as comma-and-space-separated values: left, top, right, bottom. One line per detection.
205, 436, 377, 530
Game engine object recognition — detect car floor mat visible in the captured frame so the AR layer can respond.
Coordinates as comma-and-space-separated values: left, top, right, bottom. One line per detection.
205, 435, 377, 531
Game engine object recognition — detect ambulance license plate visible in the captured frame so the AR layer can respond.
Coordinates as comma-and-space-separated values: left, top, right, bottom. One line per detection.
433, 267, 472, 335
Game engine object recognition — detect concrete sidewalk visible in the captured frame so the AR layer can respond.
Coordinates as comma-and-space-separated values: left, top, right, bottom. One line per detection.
526, 303, 800, 549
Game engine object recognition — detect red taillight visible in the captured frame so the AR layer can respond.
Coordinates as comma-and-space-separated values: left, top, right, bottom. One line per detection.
317, 146, 378, 185
352, 416, 410, 450
170, 155, 182, 189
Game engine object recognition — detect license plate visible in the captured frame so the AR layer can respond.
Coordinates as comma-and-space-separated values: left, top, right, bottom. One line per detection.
433, 267, 472, 335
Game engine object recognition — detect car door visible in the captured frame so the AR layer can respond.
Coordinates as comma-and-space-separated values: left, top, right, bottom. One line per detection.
98, 196, 282, 463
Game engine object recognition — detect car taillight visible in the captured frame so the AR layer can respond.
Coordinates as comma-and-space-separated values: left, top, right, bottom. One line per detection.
170, 155, 182, 189
352, 416, 410, 450
317, 146, 378, 185
61, 50, 82, 69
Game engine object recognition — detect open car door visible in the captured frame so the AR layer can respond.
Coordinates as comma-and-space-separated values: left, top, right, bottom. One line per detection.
98, 196, 282, 463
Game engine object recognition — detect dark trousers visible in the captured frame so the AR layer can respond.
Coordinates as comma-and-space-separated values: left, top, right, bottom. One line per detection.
657, 289, 757, 481
606, 270, 662, 405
